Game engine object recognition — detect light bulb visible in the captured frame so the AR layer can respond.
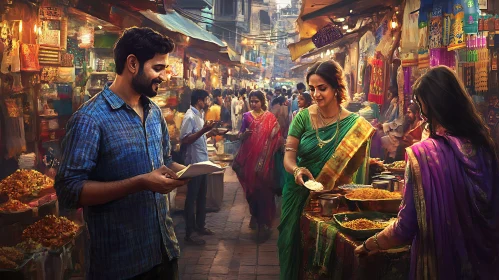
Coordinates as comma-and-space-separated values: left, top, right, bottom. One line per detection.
19, 21, 22, 32
391, 21, 398, 29
337, 18, 345, 22
343, 25, 348, 30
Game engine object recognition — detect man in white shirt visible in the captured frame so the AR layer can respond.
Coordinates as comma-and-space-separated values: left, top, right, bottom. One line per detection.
231, 90, 242, 132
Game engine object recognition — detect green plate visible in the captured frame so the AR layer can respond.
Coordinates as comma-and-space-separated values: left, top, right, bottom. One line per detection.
333, 211, 397, 240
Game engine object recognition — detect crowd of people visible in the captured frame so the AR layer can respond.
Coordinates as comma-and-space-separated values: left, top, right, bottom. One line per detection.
53, 27, 499, 280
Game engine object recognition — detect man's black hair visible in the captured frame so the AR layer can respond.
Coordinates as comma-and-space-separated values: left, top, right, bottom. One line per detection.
191, 89, 210, 106
297, 82, 306, 91
213, 89, 222, 98
114, 27, 175, 75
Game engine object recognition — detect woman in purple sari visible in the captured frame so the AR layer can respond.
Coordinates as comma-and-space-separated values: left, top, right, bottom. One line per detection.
356, 66, 499, 279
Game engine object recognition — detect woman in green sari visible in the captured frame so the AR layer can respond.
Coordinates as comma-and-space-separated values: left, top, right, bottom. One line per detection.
278, 61, 374, 279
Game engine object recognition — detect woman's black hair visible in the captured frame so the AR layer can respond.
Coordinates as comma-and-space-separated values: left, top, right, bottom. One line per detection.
299, 92, 313, 108
114, 27, 174, 75
248, 90, 268, 111
412, 66, 497, 159
306, 60, 348, 104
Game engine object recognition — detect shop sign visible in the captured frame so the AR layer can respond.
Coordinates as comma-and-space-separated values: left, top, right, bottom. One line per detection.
40, 7, 62, 20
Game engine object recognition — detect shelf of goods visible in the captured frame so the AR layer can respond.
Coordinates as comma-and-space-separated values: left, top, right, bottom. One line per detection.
300, 185, 410, 279
0, 169, 84, 279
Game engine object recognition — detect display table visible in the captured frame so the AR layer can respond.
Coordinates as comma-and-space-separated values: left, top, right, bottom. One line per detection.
300, 212, 410, 280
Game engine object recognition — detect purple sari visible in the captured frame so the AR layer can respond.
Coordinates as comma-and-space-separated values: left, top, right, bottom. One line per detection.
385, 135, 499, 279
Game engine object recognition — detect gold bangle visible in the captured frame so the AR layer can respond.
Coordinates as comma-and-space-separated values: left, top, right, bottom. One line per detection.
285, 147, 298, 153
293, 167, 302, 178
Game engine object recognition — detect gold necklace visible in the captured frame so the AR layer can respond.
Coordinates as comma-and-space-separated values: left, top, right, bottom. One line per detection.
315, 107, 342, 148
252, 110, 264, 118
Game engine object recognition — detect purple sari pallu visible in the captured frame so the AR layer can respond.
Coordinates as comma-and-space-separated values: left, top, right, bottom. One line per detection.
403, 136, 499, 279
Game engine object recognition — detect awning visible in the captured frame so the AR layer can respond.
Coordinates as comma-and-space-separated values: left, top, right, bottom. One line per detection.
289, 0, 396, 60
290, 61, 316, 74
186, 47, 238, 66
140, 9, 226, 48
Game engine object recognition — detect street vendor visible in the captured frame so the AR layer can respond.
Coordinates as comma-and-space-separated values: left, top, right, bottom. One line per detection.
381, 103, 424, 163
278, 60, 374, 280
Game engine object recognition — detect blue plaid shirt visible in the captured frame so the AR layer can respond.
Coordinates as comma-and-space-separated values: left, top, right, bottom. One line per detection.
55, 86, 180, 279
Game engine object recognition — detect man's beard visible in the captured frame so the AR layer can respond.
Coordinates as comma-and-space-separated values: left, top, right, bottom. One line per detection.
131, 68, 162, 98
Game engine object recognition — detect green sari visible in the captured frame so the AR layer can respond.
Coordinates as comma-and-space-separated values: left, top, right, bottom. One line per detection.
277, 108, 374, 279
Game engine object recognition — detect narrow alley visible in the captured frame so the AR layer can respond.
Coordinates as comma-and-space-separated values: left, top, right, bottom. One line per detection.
172, 168, 281, 280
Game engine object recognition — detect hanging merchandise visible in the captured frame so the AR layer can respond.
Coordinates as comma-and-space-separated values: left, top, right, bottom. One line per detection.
56, 67, 75, 83
448, 1, 467, 51
401, 0, 421, 52
429, 2, 444, 49
443, 0, 453, 46
368, 58, 384, 104
430, 48, 456, 67
41, 66, 58, 82
20, 43, 41, 72
463, 0, 479, 34
1, 38, 21, 74
418, 0, 431, 68
39, 20, 61, 47
3, 98, 26, 159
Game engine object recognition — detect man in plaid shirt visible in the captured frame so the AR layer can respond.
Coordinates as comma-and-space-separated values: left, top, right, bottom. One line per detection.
55, 27, 187, 280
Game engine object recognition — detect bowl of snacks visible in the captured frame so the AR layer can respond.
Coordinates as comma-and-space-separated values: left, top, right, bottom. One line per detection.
384, 160, 406, 174
333, 211, 397, 239
345, 188, 402, 213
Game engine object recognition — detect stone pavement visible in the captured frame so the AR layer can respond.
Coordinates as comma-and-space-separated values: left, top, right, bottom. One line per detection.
172, 168, 281, 280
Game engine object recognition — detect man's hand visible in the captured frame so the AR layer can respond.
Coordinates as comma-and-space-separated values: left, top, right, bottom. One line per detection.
141, 166, 187, 194
202, 120, 217, 133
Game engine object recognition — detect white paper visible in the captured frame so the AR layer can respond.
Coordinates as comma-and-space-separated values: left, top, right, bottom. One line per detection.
176, 161, 224, 179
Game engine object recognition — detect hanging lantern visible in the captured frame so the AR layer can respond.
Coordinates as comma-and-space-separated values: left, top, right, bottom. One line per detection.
78, 25, 94, 49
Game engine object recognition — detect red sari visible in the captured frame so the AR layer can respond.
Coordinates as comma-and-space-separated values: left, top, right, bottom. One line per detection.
233, 111, 282, 227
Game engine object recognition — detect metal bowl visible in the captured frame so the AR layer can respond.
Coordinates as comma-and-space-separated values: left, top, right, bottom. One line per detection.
345, 194, 402, 214
318, 194, 342, 217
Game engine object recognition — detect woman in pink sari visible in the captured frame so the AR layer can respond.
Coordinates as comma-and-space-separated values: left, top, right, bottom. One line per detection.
233, 90, 282, 235
356, 66, 499, 279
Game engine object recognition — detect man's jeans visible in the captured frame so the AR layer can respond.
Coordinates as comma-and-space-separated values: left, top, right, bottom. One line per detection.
184, 175, 208, 237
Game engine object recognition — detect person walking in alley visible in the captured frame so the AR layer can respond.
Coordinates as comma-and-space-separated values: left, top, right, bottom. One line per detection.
355, 66, 499, 279
233, 90, 282, 241
231, 89, 242, 132
55, 27, 187, 280
180, 89, 225, 245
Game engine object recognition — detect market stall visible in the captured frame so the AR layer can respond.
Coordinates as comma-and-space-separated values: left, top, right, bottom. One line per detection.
299, 185, 410, 279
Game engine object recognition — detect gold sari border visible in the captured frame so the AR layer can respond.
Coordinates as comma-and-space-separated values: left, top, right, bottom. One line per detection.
406, 146, 437, 280
317, 117, 375, 190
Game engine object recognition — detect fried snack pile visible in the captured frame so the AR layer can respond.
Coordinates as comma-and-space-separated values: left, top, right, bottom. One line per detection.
386, 161, 406, 169
0, 199, 31, 212
0, 247, 24, 269
22, 215, 79, 248
342, 218, 396, 230
16, 239, 43, 254
0, 170, 54, 199
348, 188, 402, 200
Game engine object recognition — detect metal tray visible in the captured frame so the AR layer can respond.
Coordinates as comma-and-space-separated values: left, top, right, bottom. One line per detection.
333, 211, 397, 240
345, 194, 402, 213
